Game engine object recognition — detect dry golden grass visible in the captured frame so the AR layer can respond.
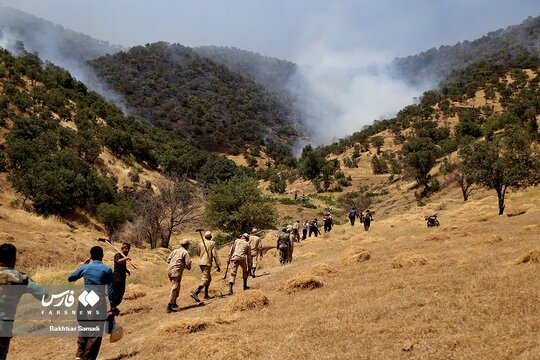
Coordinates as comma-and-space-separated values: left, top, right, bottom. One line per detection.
226, 290, 270, 311
282, 274, 324, 292
156, 317, 215, 335
391, 253, 428, 268
302, 263, 337, 277
340, 247, 371, 265
4, 127, 540, 360
515, 249, 540, 264
123, 284, 147, 300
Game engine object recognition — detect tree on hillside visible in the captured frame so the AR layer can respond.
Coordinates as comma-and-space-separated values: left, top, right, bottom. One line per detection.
460, 126, 539, 215
96, 201, 134, 239
401, 137, 438, 195
299, 145, 325, 180
441, 158, 474, 201
136, 176, 201, 249
204, 176, 277, 234
370, 136, 385, 154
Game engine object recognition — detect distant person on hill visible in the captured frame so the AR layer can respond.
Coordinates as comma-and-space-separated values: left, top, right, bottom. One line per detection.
349, 208, 357, 226
166, 239, 192, 313
0, 243, 47, 360
302, 220, 309, 240
110, 243, 131, 311
191, 231, 221, 303
363, 210, 373, 231
358, 210, 364, 224
294, 191, 298, 200
276, 227, 292, 265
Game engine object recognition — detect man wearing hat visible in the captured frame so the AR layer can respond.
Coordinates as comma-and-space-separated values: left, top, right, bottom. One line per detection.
248, 228, 263, 278
227, 233, 252, 295
291, 220, 300, 242
191, 231, 221, 302
166, 238, 192, 313
286, 225, 294, 263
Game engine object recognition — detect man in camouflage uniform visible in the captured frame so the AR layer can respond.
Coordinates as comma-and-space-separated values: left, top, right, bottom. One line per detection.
286, 225, 294, 262
276, 228, 292, 265
227, 234, 252, 295
248, 228, 263, 278
0, 243, 47, 360
166, 238, 192, 313
191, 231, 221, 302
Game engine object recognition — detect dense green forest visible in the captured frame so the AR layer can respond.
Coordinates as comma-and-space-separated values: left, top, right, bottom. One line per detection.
0, 48, 248, 218
194, 45, 297, 97
393, 15, 540, 85
89, 42, 300, 158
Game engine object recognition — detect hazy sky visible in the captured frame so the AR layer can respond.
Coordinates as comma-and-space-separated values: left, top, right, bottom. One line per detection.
4, 0, 540, 143
5, 0, 540, 63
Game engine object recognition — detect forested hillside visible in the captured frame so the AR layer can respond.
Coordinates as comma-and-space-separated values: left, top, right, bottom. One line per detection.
194, 45, 297, 96
0, 48, 244, 220
89, 42, 300, 157
393, 15, 540, 85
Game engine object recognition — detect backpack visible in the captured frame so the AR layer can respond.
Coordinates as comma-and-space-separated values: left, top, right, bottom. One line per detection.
277, 233, 290, 250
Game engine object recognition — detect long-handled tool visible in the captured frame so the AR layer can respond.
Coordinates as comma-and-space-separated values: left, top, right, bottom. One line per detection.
98, 238, 139, 270
195, 229, 211, 264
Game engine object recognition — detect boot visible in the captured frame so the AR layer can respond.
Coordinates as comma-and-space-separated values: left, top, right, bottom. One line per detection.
204, 286, 210, 300
166, 304, 177, 313
191, 286, 203, 303
251, 267, 256, 278
171, 303, 180, 311
243, 278, 250, 291
228, 282, 234, 295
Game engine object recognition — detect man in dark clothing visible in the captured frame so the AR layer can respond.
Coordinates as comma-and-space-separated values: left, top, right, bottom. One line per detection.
308, 219, 320, 237
363, 210, 373, 231
110, 243, 131, 310
68, 246, 113, 360
0, 243, 47, 360
322, 214, 333, 233
348, 208, 357, 226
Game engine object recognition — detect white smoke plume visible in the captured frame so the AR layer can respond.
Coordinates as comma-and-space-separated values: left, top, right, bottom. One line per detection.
288, 12, 432, 146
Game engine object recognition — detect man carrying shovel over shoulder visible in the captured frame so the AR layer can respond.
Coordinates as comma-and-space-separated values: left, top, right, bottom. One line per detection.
191, 231, 221, 302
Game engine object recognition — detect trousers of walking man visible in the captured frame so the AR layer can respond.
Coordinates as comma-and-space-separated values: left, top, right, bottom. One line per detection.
166, 239, 192, 313
227, 234, 252, 295
248, 228, 263, 277
68, 246, 114, 360
191, 231, 221, 302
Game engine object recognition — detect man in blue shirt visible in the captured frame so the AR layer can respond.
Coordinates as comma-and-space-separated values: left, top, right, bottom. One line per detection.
68, 246, 113, 360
